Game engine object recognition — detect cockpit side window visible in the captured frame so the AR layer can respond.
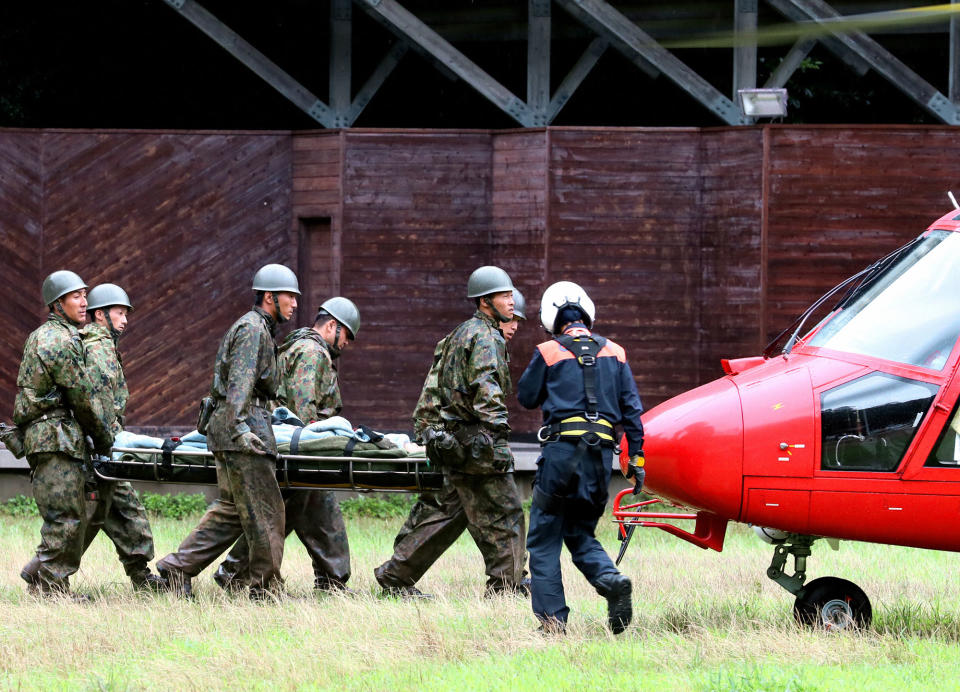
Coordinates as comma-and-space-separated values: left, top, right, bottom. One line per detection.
821, 373, 938, 472
926, 396, 960, 468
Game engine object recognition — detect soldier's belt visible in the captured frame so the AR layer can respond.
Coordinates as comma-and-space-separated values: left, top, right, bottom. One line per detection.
537, 416, 615, 446
447, 423, 505, 445
28, 407, 72, 426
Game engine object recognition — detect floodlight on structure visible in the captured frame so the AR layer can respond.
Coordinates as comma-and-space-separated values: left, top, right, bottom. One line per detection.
737, 88, 788, 118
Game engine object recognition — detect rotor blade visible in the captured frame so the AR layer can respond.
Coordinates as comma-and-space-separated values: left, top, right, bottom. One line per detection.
663, 3, 960, 49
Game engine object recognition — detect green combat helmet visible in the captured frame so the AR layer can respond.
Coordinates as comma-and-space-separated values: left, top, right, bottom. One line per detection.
42, 270, 87, 308
320, 297, 361, 340
252, 263, 300, 323
512, 289, 527, 321
87, 284, 134, 313
466, 265, 514, 298
252, 264, 301, 295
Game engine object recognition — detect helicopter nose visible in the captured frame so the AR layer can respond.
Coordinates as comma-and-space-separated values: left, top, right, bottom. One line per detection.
642, 376, 744, 520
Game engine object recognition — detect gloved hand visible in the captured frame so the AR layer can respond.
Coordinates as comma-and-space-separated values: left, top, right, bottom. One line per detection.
628, 453, 645, 495
236, 431, 269, 456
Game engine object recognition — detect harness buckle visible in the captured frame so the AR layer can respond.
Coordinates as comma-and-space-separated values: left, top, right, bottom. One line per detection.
579, 354, 596, 366
584, 411, 599, 422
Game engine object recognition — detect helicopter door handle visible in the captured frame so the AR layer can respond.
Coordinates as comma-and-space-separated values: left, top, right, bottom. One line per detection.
778, 442, 806, 450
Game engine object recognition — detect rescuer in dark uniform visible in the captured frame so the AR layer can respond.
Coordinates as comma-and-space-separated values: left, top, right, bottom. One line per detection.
517, 281, 645, 634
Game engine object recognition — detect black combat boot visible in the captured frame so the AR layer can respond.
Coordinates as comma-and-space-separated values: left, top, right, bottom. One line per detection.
596, 572, 632, 634
157, 567, 193, 599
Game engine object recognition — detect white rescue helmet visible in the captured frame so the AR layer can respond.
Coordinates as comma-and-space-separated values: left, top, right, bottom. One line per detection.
539, 281, 595, 334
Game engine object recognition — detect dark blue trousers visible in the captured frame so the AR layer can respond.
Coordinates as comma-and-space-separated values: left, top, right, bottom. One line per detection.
527, 440, 619, 623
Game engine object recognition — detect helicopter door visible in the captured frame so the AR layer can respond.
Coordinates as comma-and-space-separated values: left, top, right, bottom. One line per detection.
740, 366, 816, 478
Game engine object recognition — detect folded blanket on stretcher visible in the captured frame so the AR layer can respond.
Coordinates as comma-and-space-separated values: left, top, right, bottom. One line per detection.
112, 412, 424, 461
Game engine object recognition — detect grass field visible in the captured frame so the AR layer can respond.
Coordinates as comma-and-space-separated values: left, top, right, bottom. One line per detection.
3, 508, 960, 691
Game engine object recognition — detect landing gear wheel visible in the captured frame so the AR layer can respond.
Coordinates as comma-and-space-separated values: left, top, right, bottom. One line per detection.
793, 577, 871, 631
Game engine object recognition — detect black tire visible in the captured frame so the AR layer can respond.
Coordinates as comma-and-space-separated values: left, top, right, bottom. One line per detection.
793, 576, 872, 631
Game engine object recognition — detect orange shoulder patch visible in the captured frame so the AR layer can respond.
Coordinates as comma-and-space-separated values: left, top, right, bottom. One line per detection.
537, 340, 575, 367
598, 340, 626, 363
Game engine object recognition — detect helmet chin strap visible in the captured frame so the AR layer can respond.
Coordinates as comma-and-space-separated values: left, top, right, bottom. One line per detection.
483, 296, 511, 323
101, 308, 121, 342
53, 299, 82, 327
328, 323, 343, 360
271, 292, 287, 324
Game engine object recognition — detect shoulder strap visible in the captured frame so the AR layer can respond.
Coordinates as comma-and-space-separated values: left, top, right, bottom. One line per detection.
554, 333, 606, 419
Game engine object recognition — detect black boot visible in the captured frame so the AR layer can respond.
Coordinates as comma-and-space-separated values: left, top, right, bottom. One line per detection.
157, 567, 193, 599
596, 572, 632, 635
131, 570, 170, 593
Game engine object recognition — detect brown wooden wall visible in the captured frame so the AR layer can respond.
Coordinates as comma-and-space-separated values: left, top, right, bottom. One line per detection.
1, 125, 956, 435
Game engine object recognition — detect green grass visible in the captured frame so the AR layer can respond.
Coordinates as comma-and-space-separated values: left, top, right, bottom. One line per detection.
3, 510, 960, 690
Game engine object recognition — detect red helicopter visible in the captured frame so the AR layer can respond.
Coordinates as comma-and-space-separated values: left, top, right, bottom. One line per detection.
613, 206, 960, 630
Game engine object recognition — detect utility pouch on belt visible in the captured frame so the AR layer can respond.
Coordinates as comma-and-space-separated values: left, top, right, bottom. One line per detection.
426, 431, 465, 468
196, 397, 216, 436
0, 422, 26, 459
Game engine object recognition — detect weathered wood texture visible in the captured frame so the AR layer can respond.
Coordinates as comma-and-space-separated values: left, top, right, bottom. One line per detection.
493, 130, 549, 433
549, 128, 706, 406
0, 131, 42, 422
334, 130, 494, 429
1, 126, 954, 435
0, 130, 293, 425
763, 126, 960, 342
699, 128, 764, 381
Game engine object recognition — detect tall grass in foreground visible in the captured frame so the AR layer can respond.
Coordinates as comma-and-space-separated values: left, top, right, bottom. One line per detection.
2, 513, 960, 690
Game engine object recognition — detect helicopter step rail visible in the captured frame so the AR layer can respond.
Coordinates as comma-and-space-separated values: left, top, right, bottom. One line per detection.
612, 488, 728, 554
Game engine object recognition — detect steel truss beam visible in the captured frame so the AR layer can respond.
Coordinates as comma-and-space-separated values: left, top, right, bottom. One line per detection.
161, 0, 406, 128
555, 0, 747, 125
766, 0, 959, 123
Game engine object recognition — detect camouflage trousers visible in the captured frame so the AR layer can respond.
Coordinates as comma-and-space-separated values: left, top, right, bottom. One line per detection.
214, 489, 350, 589
26, 452, 112, 589
157, 451, 285, 591
374, 470, 527, 593
22, 480, 155, 583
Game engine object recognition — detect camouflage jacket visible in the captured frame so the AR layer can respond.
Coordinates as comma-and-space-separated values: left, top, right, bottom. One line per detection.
435, 310, 512, 434
276, 327, 341, 423
81, 323, 128, 436
412, 337, 446, 438
13, 313, 114, 459
205, 307, 279, 453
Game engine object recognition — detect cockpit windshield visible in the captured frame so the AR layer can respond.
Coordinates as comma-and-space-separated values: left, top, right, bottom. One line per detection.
807, 231, 960, 370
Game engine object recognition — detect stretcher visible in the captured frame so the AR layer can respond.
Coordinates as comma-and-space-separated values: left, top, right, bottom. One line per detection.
97, 446, 443, 493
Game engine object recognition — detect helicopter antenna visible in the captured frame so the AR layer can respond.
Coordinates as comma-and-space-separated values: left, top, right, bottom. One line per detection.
949, 191, 959, 210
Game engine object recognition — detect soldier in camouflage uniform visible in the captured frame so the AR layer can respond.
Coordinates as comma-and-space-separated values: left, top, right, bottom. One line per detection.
157, 264, 299, 599
213, 297, 360, 593
13, 271, 115, 597
374, 268, 527, 598
391, 289, 528, 565
20, 284, 165, 591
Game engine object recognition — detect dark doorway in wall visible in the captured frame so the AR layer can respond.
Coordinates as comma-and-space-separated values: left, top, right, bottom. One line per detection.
297, 217, 338, 327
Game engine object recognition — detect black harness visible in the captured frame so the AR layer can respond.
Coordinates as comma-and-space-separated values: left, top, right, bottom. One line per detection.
533, 332, 616, 518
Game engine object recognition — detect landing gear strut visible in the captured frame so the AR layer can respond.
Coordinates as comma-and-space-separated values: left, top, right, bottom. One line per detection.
765, 534, 872, 631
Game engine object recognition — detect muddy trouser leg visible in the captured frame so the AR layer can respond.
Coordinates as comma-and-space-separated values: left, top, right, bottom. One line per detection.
157, 454, 245, 578
287, 490, 351, 586
101, 481, 155, 579
215, 489, 300, 588
452, 471, 527, 592
28, 452, 89, 589
393, 493, 439, 550
216, 452, 285, 592
21, 477, 114, 583
374, 473, 468, 588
